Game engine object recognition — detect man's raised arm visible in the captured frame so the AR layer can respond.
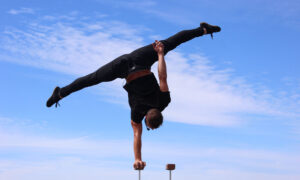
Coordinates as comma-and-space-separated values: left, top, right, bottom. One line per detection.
153, 40, 169, 92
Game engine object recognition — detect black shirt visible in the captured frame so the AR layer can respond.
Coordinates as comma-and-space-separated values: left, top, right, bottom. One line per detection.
123, 73, 171, 124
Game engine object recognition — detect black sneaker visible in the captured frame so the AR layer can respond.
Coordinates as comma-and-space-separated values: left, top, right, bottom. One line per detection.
200, 22, 221, 39
46, 86, 62, 108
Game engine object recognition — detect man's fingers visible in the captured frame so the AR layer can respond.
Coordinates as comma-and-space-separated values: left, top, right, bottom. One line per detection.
133, 161, 146, 170
153, 40, 164, 51
137, 162, 141, 169
152, 43, 156, 49
156, 41, 164, 47
154, 40, 163, 45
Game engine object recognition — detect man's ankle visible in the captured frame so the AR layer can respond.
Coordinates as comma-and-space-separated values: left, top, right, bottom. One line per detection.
203, 28, 207, 35
58, 91, 63, 99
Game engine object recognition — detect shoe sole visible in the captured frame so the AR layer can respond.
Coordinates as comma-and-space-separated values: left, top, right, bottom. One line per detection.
46, 86, 60, 107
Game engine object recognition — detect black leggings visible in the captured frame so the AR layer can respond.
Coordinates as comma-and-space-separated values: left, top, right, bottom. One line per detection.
60, 27, 204, 97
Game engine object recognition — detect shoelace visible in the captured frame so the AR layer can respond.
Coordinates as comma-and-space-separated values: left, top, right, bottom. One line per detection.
55, 102, 60, 108
210, 33, 214, 39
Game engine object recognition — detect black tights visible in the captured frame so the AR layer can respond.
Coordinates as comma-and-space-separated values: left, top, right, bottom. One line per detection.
60, 27, 204, 97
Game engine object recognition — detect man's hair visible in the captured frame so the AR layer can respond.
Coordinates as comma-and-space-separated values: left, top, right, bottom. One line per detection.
146, 108, 163, 129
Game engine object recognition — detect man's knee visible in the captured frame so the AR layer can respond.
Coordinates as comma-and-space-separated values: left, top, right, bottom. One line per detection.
160, 40, 176, 54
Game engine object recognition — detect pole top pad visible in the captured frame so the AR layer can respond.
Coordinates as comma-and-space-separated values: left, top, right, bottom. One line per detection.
166, 164, 176, 170
135, 166, 145, 170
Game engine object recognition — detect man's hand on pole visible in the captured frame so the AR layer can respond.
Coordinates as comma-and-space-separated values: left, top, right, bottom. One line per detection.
133, 160, 146, 170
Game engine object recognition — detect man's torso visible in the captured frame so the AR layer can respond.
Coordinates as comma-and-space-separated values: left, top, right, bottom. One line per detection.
123, 72, 171, 123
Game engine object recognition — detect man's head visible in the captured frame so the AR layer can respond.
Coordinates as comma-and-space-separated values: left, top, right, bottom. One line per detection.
145, 108, 163, 130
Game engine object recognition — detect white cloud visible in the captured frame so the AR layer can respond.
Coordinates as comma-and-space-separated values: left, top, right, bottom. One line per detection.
0, 132, 131, 158
1, 20, 143, 76
0, 13, 299, 127
0, 158, 136, 180
1, 157, 299, 180
7, 8, 35, 15
0, 126, 299, 180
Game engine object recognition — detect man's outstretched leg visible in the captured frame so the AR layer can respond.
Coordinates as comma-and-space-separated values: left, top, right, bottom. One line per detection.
46, 22, 221, 107
46, 54, 130, 107
129, 22, 221, 68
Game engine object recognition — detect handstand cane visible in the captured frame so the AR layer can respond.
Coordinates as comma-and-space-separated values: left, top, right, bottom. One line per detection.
166, 164, 176, 180
136, 166, 144, 180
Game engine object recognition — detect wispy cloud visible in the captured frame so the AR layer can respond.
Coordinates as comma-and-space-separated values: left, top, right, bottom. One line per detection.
1, 20, 143, 76
159, 53, 300, 126
0, 13, 299, 127
7, 8, 35, 15
96, 0, 196, 25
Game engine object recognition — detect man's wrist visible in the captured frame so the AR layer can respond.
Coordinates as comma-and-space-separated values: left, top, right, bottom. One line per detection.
158, 53, 164, 57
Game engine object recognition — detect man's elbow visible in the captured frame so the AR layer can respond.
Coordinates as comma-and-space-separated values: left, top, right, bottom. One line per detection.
134, 132, 142, 139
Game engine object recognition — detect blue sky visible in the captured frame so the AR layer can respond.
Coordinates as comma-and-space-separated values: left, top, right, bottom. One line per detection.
0, 0, 300, 179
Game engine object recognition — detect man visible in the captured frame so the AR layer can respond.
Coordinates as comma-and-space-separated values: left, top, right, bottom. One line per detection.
46, 22, 221, 170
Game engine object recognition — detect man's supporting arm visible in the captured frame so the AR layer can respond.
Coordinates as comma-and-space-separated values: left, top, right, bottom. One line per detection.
131, 120, 146, 169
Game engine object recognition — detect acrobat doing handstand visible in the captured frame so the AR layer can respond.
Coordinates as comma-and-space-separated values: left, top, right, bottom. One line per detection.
46, 22, 221, 170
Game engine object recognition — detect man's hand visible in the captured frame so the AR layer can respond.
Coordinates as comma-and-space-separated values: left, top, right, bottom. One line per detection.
133, 160, 146, 170
153, 40, 169, 92
152, 40, 164, 55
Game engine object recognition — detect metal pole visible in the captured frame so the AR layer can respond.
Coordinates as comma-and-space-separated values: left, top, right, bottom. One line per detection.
136, 166, 144, 180
166, 164, 175, 180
